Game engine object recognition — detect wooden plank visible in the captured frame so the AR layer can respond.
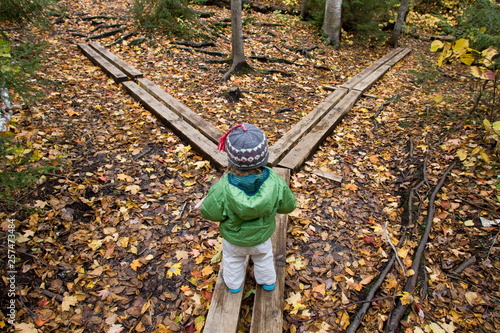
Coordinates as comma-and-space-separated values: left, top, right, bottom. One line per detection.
311, 169, 343, 184
250, 167, 290, 333
352, 64, 391, 93
137, 78, 223, 144
340, 48, 404, 90
78, 43, 128, 82
268, 88, 348, 166
385, 47, 412, 67
278, 90, 362, 172
88, 42, 144, 79
204, 258, 250, 333
121, 81, 227, 169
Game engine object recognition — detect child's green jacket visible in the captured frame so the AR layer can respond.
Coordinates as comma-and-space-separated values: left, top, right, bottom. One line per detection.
200, 167, 296, 247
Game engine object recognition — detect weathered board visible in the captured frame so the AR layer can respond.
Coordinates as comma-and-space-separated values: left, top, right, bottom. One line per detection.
385, 47, 412, 67
78, 43, 128, 82
352, 64, 391, 93
121, 81, 227, 169
340, 48, 405, 91
278, 90, 363, 171
268, 88, 348, 166
249, 167, 290, 333
203, 258, 250, 333
89, 42, 144, 79
137, 78, 223, 144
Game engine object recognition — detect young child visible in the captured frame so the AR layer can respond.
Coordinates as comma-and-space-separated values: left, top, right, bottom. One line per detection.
199, 123, 296, 293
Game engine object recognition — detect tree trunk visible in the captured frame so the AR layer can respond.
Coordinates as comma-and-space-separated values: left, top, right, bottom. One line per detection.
388, 0, 409, 47
322, 0, 342, 46
300, 0, 308, 20
221, 0, 252, 80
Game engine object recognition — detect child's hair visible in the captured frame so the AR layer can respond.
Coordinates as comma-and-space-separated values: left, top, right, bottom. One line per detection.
228, 166, 263, 177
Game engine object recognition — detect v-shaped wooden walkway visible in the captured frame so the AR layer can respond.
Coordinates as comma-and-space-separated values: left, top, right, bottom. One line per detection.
79, 42, 411, 333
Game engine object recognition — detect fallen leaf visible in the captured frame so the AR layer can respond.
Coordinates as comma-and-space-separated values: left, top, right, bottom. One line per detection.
61, 294, 78, 311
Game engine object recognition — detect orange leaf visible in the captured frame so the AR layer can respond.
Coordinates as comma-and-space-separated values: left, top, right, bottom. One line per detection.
130, 259, 143, 271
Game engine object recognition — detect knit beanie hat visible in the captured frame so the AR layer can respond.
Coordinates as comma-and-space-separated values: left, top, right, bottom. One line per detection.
217, 123, 269, 170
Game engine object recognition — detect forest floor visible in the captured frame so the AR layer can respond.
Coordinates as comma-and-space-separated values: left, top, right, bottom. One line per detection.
1, 0, 499, 332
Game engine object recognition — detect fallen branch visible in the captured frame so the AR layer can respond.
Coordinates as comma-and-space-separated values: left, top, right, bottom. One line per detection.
172, 46, 229, 57
35, 287, 64, 302
170, 41, 216, 48
372, 93, 401, 119
385, 221, 406, 277
387, 159, 457, 333
86, 28, 124, 41
110, 32, 138, 46
453, 255, 476, 274
89, 23, 124, 33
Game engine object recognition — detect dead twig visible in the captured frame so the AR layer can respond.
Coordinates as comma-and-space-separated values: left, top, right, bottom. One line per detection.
384, 221, 406, 277
372, 93, 401, 119
35, 287, 64, 302
387, 159, 457, 333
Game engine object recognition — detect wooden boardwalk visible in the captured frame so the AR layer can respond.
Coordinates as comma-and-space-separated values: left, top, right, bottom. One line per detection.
79, 42, 411, 332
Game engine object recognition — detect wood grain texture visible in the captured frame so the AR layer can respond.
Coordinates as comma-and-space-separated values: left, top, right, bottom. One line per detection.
78, 43, 128, 82
121, 81, 227, 169
137, 78, 223, 144
89, 42, 144, 79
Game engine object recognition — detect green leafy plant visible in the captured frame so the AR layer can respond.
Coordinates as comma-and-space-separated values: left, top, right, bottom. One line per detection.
131, 0, 196, 36
0, 130, 58, 202
0, 0, 56, 25
430, 38, 499, 117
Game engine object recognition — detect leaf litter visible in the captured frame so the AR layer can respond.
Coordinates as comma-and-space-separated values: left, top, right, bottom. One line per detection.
1, 0, 499, 332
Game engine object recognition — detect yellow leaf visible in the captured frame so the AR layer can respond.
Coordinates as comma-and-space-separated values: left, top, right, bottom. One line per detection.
131, 259, 143, 271
385, 278, 398, 290
470, 66, 481, 78
452, 38, 469, 55
460, 52, 475, 66
335, 311, 350, 330
153, 324, 172, 333
456, 149, 467, 161
397, 247, 409, 259
430, 40, 444, 52
167, 263, 182, 278
479, 149, 490, 163
399, 291, 413, 305
119, 237, 129, 248
433, 94, 444, 104
88, 239, 103, 251
438, 42, 452, 67
405, 269, 415, 277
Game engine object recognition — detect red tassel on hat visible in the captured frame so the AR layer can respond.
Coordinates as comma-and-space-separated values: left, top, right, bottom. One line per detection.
217, 123, 247, 151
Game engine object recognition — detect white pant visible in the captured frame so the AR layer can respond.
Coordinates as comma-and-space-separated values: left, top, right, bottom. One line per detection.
222, 238, 276, 290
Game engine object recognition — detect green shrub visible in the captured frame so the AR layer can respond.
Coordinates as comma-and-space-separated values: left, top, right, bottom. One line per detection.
0, 0, 56, 24
458, 0, 500, 50
342, 0, 398, 43
131, 0, 196, 36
